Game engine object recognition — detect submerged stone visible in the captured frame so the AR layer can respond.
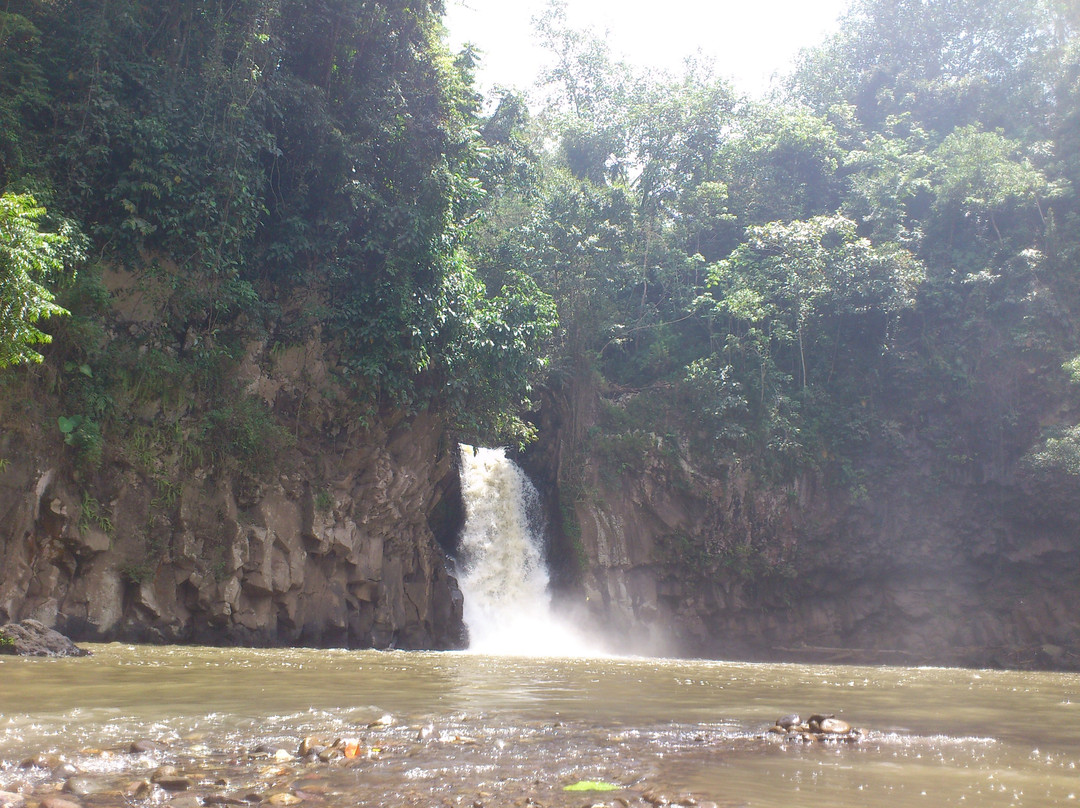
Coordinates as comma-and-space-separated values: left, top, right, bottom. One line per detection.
130, 739, 164, 754
63, 776, 106, 797
39, 797, 83, 808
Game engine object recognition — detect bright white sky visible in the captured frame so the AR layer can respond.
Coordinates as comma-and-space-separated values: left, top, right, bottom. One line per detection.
444, 0, 853, 100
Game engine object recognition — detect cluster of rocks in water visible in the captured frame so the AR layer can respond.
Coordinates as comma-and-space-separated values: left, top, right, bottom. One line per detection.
0, 698, 863, 808
0, 717, 745, 808
764, 713, 862, 743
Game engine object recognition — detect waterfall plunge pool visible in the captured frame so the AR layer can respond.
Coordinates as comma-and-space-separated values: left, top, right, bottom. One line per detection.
1, 645, 1079, 807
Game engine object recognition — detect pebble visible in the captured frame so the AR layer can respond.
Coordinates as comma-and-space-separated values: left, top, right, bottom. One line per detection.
819, 717, 851, 735
152, 766, 193, 791
168, 795, 203, 808
125, 780, 153, 799
298, 737, 325, 757
267, 793, 303, 805
19, 753, 59, 769
367, 713, 394, 729
130, 739, 164, 754
52, 763, 78, 779
251, 743, 290, 756
0, 792, 26, 808
776, 714, 801, 730
152, 765, 181, 782
158, 776, 195, 792
63, 777, 105, 797
39, 797, 83, 808
333, 737, 362, 758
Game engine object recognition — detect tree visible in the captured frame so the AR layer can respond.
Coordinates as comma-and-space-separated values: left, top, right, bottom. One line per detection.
791, 0, 1062, 139
0, 193, 81, 368
704, 215, 923, 392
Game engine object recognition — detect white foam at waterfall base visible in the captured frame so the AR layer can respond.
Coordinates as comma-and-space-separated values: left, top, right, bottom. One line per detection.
457, 445, 596, 657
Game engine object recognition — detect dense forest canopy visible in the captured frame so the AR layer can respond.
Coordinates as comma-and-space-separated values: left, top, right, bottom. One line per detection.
1, 0, 1079, 500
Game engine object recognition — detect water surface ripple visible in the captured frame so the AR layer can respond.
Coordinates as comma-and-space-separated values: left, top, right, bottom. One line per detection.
1, 645, 1077, 806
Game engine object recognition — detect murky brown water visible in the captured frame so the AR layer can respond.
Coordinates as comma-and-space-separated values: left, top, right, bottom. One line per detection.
1, 645, 1078, 806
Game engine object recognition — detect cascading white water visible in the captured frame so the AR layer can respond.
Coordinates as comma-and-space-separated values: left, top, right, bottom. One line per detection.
457, 445, 592, 656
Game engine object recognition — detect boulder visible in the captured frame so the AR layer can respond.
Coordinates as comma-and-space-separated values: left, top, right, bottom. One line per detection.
0, 619, 91, 657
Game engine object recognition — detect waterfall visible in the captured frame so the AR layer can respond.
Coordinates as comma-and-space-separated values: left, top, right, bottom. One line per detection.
457, 445, 592, 656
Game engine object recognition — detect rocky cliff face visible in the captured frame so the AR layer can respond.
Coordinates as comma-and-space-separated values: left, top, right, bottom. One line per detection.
0, 408, 465, 649
0, 268, 465, 650
526, 377, 1080, 670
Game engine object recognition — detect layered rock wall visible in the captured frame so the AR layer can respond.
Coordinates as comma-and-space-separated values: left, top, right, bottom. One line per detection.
0, 410, 464, 648
527, 379, 1080, 669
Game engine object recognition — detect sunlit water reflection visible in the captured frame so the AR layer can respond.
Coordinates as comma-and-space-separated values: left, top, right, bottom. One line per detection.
1, 645, 1078, 806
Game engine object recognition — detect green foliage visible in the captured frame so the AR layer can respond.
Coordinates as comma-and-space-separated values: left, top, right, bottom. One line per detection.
0, 10, 49, 183
792, 0, 1062, 137
313, 489, 333, 513
119, 559, 156, 586
198, 395, 294, 472
57, 414, 103, 468
1064, 356, 1080, 385
0, 0, 1077, 591
78, 492, 113, 536
1025, 426, 1080, 476
0, 193, 82, 368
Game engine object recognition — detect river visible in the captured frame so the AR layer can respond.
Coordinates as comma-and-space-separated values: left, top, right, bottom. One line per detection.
0, 646, 1079, 806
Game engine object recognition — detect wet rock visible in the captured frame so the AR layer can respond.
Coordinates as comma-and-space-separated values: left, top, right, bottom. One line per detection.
819, 717, 851, 734
0, 620, 90, 657
0, 792, 26, 808
52, 763, 78, 779
267, 793, 303, 806
770, 712, 861, 743
130, 739, 164, 754
331, 737, 362, 758
251, 742, 290, 756
298, 737, 325, 757
19, 753, 60, 769
124, 780, 153, 799
367, 713, 394, 730
776, 713, 800, 730
39, 797, 83, 808
168, 795, 203, 808
203, 795, 247, 805
63, 776, 106, 797
157, 776, 195, 792
152, 765, 194, 791
151, 765, 181, 781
